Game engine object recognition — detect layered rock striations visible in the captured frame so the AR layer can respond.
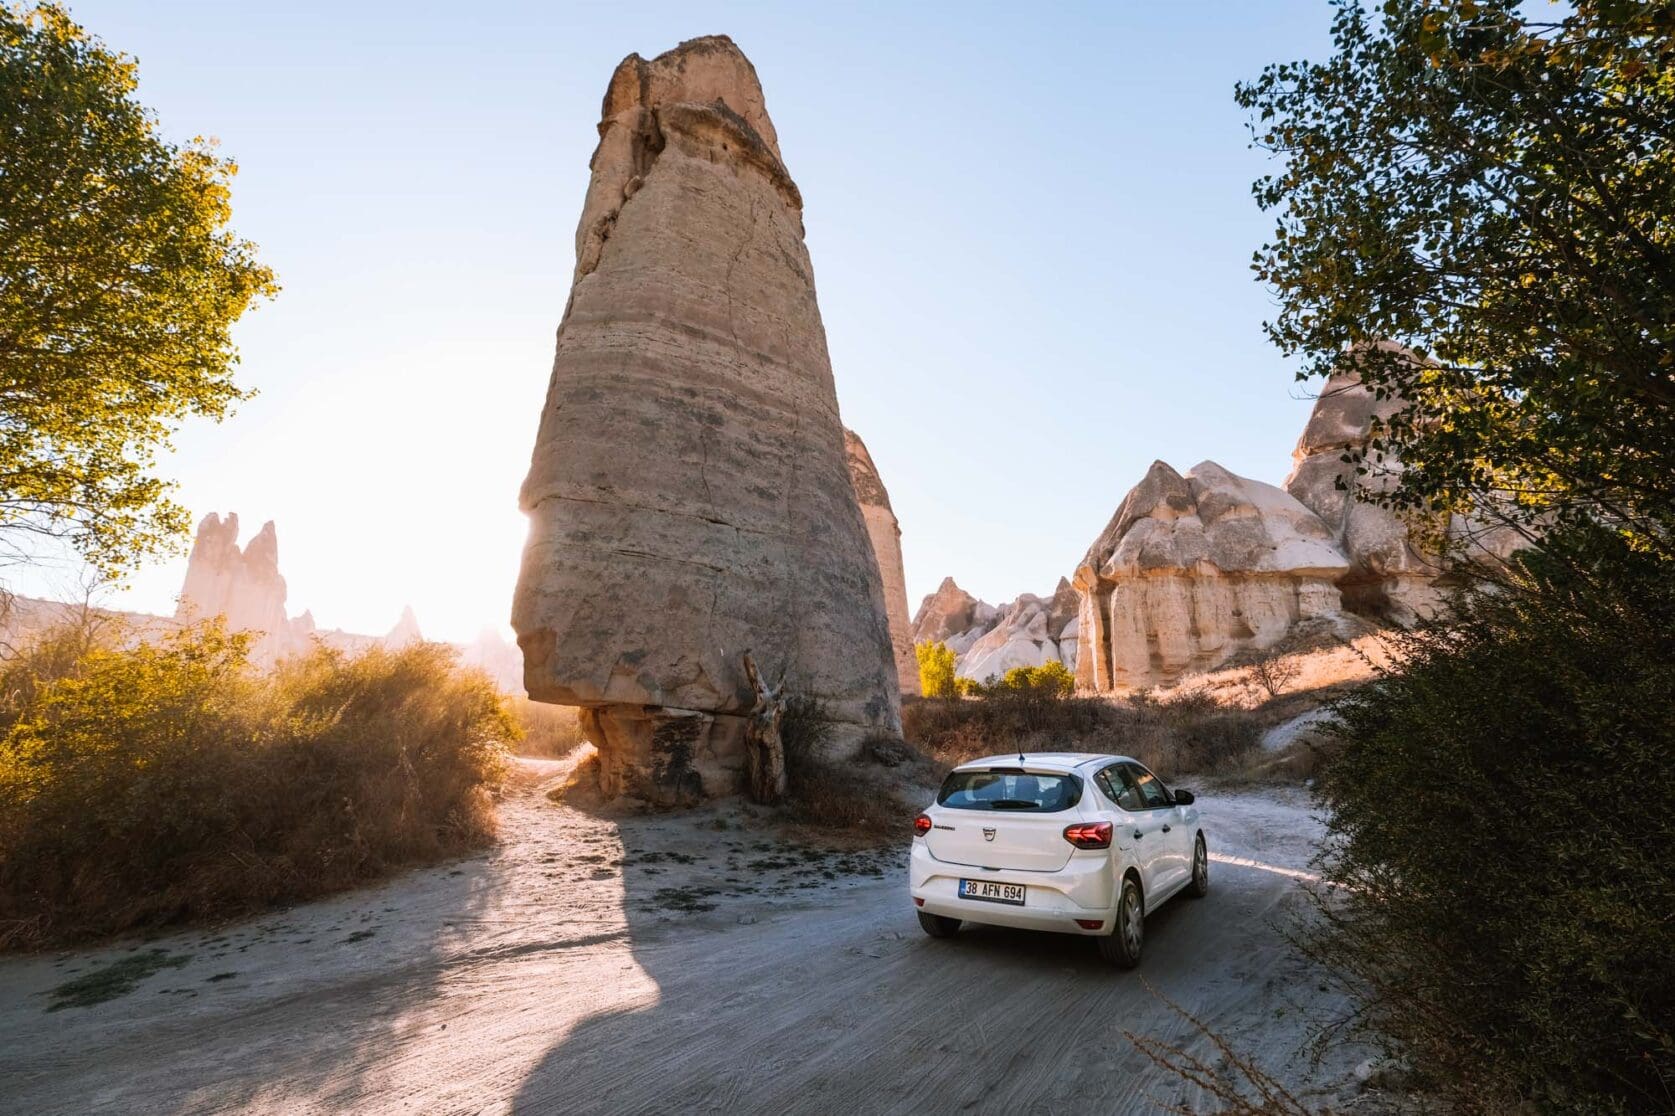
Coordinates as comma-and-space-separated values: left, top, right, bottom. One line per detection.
1074, 461, 1350, 691
845, 429, 919, 697
512, 36, 900, 803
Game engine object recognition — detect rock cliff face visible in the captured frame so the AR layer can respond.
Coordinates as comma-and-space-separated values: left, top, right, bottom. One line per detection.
844, 429, 919, 697
1074, 461, 1350, 691
512, 36, 900, 803
176, 512, 310, 665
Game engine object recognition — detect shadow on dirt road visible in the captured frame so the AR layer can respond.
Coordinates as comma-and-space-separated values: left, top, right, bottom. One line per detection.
506, 786, 1363, 1115
0, 761, 1369, 1114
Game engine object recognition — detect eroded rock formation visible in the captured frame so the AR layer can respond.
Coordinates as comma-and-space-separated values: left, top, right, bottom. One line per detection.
512, 36, 900, 804
845, 429, 919, 697
385, 605, 423, 649
1074, 461, 1350, 691
910, 577, 997, 656
958, 579, 1081, 682
909, 577, 1079, 683
176, 512, 311, 665
1284, 349, 1526, 623
175, 512, 424, 666
1283, 358, 1445, 623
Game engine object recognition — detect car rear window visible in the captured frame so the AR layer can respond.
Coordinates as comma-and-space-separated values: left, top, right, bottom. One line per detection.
936, 769, 1083, 812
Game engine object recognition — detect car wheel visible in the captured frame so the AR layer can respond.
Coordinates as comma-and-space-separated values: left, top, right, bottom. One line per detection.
917, 911, 960, 938
1099, 876, 1143, 968
1187, 834, 1209, 898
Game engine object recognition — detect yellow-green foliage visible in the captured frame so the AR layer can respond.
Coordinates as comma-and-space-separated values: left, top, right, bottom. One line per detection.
995, 660, 1074, 697
0, 6, 277, 576
0, 621, 514, 949
915, 640, 960, 698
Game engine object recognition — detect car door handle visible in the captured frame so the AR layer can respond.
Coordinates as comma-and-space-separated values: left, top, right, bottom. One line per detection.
1133, 830, 1144, 840
1161, 824, 1172, 833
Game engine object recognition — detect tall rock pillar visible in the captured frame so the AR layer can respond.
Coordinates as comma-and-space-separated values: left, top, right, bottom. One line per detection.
512, 36, 901, 803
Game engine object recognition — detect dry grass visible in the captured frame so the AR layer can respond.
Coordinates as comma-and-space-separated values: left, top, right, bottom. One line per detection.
509, 696, 585, 757
545, 745, 602, 805
772, 698, 937, 844
0, 620, 515, 950
902, 690, 1263, 786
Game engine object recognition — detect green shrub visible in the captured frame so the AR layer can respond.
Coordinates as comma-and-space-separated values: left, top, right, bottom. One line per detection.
0, 621, 514, 948
1314, 529, 1675, 1113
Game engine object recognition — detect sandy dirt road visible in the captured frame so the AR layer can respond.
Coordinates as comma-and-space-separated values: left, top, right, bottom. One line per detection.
0, 758, 1371, 1114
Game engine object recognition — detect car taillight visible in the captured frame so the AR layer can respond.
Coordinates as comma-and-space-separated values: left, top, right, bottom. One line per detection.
913, 813, 932, 837
1063, 821, 1113, 849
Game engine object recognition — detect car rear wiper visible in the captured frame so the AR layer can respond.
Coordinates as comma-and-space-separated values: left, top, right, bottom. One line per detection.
987, 799, 1042, 810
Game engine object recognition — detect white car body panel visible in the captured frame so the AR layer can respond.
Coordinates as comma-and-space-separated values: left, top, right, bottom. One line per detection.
909, 752, 1203, 938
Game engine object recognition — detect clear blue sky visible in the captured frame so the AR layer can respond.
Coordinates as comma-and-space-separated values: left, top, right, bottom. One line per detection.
22, 0, 1336, 642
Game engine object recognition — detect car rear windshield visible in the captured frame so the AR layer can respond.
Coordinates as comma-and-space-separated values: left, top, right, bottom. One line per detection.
935, 769, 1083, 812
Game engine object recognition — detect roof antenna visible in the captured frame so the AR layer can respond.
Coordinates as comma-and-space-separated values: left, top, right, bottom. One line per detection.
1018, 748, 1026, 766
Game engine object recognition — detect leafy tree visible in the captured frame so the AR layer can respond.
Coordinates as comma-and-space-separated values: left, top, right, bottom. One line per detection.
1243, 4, 1675, 1110
0, 4, 277, 578
1237, 0, 1675, 555
914, 640, 960, 699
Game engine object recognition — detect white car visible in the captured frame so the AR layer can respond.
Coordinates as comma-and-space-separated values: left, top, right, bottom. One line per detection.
909, 752, 1207, 967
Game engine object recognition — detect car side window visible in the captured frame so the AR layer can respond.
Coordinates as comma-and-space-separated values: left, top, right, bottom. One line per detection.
1096, 764, 1145, 811
1124, 763, 1172, 810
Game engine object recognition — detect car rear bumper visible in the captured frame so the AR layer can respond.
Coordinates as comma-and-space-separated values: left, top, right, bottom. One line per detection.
908, 842, 1117, 935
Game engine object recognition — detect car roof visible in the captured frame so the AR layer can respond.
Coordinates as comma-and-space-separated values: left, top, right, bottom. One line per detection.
953, 752, 1134, 774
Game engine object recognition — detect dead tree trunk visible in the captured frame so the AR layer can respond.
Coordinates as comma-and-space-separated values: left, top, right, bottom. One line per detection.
742, 650, 787, 804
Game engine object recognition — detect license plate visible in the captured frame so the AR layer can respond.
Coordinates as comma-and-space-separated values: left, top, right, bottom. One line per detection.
958, 879, 1025, 906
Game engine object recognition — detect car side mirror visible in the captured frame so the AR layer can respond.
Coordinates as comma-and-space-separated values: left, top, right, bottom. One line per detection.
1173, 789, 1195, 805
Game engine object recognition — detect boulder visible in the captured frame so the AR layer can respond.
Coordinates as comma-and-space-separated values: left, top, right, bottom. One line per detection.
845, 429, 919, 697
1074, 460, 1350, 691
512, 36, 900, 804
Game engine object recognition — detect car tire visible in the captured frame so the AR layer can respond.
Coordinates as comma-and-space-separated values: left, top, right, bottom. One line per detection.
1186, 834, 1209, 899
1099, 876, 1143, 969
917, 911, 961, 938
